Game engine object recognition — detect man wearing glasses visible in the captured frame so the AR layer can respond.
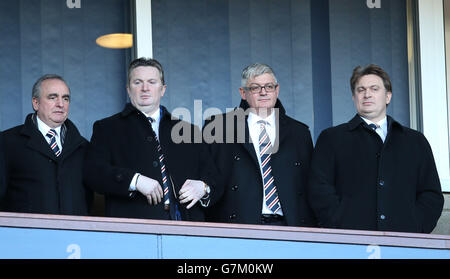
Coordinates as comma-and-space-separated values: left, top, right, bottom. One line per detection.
203, 63, 316, 226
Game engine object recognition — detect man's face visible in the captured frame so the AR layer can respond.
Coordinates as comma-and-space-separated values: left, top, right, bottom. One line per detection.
239, 73, 279, 116
352, 74, 392, 122
127, 66, 166, 115
32, 79, 70, 128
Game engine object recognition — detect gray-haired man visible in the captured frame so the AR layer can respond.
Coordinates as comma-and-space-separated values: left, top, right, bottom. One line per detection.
0, 74, 91, 215
203, 63, 316, 227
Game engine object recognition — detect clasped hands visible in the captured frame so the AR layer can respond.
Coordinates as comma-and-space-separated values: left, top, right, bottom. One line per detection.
135, 175, 207, 209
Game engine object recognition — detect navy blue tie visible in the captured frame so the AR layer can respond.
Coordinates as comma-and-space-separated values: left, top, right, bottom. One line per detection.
369, 123, 378, 130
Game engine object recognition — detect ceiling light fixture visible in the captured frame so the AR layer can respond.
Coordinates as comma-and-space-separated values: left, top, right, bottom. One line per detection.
96, 33, 133, 49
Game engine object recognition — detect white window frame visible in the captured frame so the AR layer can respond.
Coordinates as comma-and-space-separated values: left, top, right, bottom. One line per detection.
418, 0, 450, 192
134, 0, 153, 58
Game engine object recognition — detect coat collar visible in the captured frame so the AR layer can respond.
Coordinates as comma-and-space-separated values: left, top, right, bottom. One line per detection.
347, 114, 405, 132
19, 113, 84, 159
238, 98, 286, 116
20, 113, 70, 139
120, 103, 171, 121
237, 98, 288, 131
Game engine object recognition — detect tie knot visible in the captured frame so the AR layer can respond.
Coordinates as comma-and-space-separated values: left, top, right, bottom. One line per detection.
368, 123, 379, 130
46, 129, 57, 138
258, 120, 267, 130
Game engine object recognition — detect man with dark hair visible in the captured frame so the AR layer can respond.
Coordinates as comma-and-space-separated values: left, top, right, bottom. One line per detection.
84, 57, 221, 221
0, 74, 90, 215
308, 64, 444, 233
203, 63, 316, 226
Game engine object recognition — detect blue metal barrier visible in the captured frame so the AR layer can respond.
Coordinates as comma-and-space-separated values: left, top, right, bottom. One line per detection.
0, 212, 448, 259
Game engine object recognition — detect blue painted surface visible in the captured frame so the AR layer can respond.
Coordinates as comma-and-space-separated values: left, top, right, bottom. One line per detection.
0, 227, 157, 259
0, 227, 449, 259
161, 235, 450, 259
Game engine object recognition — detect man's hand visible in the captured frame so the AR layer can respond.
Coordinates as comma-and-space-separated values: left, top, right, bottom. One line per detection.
135, 175, 164, 205
178, 179, 207, 209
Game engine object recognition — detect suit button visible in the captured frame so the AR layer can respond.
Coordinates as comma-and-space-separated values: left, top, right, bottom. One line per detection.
379, 180, 385, 186
229, 214, 236, 220
376, 152, 381, 158
153, 161, 159, 167
294, 162, 301, 166
234, 155, 240, 161
380, 214, 386, 220
147, 136, 153, 142
231, 185, 238, 191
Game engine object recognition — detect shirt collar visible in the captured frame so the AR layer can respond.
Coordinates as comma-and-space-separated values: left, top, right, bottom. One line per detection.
248, 110, 276, 128
360, 115, 387, 130
348, 113, 404, 133
36, 115, 62, 136
141, 106, 161, 124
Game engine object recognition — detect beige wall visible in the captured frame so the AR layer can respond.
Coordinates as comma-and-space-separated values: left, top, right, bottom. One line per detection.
432, 193, 450, 235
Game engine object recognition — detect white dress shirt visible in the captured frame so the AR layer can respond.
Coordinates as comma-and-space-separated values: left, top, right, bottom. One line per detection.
146, 108, 161, 140
360, 115, 388, 142
36, 116, 63, 153
247, 111, 284, 216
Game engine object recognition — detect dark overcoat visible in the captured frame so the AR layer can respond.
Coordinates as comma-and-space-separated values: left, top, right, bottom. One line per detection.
204, 99, 316, 227
83, 104, 221, 221
0, 113, 90, 215
308, 114, 444, 233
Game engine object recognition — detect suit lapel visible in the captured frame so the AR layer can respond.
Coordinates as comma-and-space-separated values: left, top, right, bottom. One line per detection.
21, 114, 82, 160
22, 123, 56, 160
270, 107, 285, 155
239, 117, 260, 168
59, 122, 84, 158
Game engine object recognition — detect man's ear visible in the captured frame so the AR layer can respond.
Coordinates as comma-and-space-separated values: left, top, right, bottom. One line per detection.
32, 97, 39, 111
239, 88, 247, 100
386, 91, 392, 105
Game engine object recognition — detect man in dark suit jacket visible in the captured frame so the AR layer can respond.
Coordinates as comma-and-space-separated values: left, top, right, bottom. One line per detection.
83, 58, 221, 221
0, 74, 90, 215
203, 63, 316, 227
308, 64, 444, 233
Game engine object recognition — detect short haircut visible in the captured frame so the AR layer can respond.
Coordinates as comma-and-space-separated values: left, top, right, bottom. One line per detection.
350, 64, 392, 95
127, 57, 165, 86
32, 74, 69, 99
241, 63, 277, 88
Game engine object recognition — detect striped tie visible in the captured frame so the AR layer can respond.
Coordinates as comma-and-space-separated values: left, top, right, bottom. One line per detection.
258, 121, 281, 213
147, 117, 182, 220
46, 129, 61, 157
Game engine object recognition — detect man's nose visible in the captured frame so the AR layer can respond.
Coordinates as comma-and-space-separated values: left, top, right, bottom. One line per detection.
142, 82, 150, 91
56, 98, 64, 107
259, 87, 268, 95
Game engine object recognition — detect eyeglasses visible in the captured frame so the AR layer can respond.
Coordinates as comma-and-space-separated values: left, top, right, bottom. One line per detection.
244, 83, 278, 94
